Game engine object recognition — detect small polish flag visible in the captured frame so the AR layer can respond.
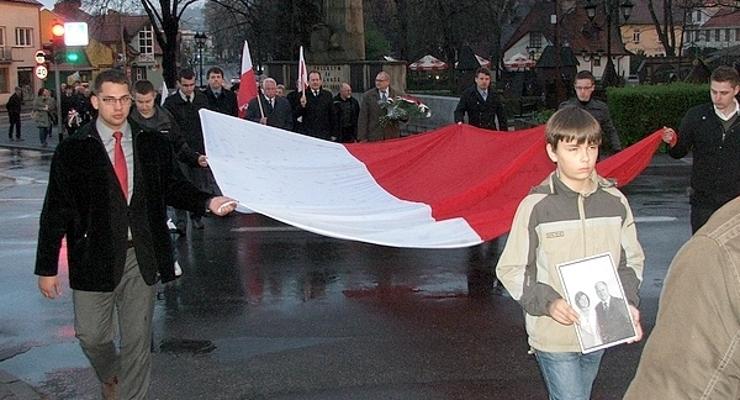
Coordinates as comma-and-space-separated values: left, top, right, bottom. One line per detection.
200, 110, 663, 249
237, 40, 258, 118
298, 46, 308, 93
160, 80, 168, 106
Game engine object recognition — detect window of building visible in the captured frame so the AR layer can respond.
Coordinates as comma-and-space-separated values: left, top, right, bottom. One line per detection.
726, 29, 732, 41
715, 29, 720, 41
632, 30, 640, 43
14, 27, 32, 47
138, 26, 153, 55
696, 10, 702, 22
133, 66, 146, 81
705, 30, 711, 41
736, 28, 740, 41
529, 32, 542, 49
0, 67, 8, 93
0, 27, 5, 46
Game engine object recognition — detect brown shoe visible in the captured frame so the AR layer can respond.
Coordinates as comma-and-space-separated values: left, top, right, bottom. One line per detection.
101, 376, 118, 400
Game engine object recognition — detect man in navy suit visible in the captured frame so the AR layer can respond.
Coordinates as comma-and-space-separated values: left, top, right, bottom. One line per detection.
246, 77, 293, 130
454, 67, 508, 131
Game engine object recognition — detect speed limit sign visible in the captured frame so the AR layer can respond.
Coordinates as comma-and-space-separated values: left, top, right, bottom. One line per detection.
34, 64, 48, 80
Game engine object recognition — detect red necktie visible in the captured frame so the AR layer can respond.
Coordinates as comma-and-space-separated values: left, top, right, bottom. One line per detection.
113, 131, 128, 197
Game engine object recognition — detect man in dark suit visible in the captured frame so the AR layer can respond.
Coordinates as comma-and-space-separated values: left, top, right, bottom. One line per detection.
332, 82, 360, 143
246, 77, 293, 130
358, 71, 404, 142
164, 69, 216, 232
454, 67, 508, 131
594, 281, 634, 343
203, 66, 239, 117
6, 86, 23, 141
35, 69, 236, 400
294, 70, 334, 140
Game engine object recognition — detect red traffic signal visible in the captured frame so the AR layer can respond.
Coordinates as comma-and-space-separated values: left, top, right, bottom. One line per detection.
51, 22, 64, 38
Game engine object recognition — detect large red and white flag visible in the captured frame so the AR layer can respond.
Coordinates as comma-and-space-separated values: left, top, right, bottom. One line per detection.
237, 40, 258, 118
298, 45, 308, 93
200, 110, 663, 249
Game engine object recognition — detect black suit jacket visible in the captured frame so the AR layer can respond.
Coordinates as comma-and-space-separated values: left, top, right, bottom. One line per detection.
294, 88, 334, 139
595, 296, 634, 343
163, 90, 210, 154
246, 95, 293, 130
204, 87, 239, 117
454, 85, 508, 131
35, 119, 213, 291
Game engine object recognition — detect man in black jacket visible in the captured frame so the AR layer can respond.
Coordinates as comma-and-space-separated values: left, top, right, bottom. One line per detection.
246, 77, 293, 130
294, 70, 334, 140
661, 65, 740, 233
6, 87, 22, 141
331, 82, 359, 142
454, 67, 508, 131
164, 69, 216, 232
35, 69, 236, 400
203, 66, 238, 117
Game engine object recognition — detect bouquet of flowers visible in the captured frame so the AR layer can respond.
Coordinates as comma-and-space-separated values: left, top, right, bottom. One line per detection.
378, 95, 432, 128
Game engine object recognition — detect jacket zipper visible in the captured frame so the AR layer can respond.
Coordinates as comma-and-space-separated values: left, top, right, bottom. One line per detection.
578, 194, 587, 258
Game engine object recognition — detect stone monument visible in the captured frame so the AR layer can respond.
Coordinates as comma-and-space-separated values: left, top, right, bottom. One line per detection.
310, 0, 366, 63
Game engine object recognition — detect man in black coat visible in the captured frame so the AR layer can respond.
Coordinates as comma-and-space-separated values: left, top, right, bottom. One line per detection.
35, 69, 236, 400
203, 66, 238, 117
331, 82, 360, 142
246, 77, 293, 130
294, 70, 334, 140
6, 86, 23, 140
454, 67, 508, 131
164, 69, 217, 232
661, 65, 740, 233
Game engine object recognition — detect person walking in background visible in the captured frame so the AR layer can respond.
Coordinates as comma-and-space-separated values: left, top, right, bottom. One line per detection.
164, 69, 215, 234
454, 67, 508, 131
34, 69, 237, 400
358, 71, 404, 142
203, 67, 239, 117
559, 70, 622, 157
331, 82, 360, 142
246, 78, 293, 130
661, 65, 740, 233
496, 107, 644, 400
6, 87, 23, 141
32, 88, 56, 147
294, 70, 333, 140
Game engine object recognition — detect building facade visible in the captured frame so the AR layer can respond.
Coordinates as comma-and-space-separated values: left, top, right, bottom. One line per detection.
0, 0, 43, 106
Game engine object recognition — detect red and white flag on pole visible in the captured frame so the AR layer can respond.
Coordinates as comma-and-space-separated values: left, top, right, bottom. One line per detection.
298, 45, 308, 93
237, 40, 258, 118
200, 109, 663, 249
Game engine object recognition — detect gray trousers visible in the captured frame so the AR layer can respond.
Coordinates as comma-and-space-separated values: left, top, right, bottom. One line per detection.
73, 248, 155, 400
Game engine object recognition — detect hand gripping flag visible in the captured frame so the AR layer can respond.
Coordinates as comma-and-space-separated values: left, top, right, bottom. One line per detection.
237, 40, 258, 118
200, 109, 663, 249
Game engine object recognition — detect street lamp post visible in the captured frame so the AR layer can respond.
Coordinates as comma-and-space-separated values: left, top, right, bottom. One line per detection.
584, 0, 633, 87
194, 32, 207, 87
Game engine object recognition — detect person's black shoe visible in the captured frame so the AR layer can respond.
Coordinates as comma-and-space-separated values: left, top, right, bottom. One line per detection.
192, 217, 204, 230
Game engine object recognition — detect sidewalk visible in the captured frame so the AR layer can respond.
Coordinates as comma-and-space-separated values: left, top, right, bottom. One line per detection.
0, 119, 61, 154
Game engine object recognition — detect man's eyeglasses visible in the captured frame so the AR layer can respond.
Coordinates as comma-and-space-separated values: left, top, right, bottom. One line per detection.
100, 96, 132, 106
574, 86, 594, 91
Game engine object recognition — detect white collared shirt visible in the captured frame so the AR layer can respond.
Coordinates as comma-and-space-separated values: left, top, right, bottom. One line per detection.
714, 99, 740, 121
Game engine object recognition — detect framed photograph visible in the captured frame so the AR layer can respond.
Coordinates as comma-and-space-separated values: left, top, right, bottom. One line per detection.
556, 253, 637, 354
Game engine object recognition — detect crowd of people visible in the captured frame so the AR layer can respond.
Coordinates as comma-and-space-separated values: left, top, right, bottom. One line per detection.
26, 62, 740, 400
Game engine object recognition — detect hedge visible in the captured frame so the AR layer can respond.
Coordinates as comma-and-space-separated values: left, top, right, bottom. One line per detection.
607, 83, 709, 146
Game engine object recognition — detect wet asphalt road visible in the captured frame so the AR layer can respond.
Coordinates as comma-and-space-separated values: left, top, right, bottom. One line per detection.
0, 147, 692, 399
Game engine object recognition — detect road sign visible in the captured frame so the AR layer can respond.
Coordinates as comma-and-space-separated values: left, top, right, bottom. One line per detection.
64, 22, 89, 46
35, 50, 46, 64
34, 64, 48, 80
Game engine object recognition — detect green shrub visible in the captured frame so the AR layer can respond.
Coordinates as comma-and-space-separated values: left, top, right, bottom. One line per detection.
608, 83, 709, 146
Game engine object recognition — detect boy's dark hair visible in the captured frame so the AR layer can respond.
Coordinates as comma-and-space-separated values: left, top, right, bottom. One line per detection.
475, 67, 491, 77
574, 70, 596, 84
206, 66, 224, 78
178, 69, 196, 81
545, 106, 602, 149
93, 69, 129, 94
710, 65, 739, 86
133, 80, 155, 95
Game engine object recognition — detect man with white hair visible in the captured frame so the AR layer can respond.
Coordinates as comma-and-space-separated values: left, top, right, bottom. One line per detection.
246, 77, 293, 130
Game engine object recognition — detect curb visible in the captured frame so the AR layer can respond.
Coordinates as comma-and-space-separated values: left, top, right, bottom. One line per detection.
0, 369, 43, 400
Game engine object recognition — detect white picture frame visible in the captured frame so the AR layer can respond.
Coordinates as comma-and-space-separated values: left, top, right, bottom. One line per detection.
557, 253, 637, 353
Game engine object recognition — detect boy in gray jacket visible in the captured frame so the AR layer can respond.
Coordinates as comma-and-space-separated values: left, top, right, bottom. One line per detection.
496, 106, 644, 400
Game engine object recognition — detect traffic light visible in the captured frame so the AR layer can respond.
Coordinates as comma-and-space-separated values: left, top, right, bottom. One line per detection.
48, 21, 65, 63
